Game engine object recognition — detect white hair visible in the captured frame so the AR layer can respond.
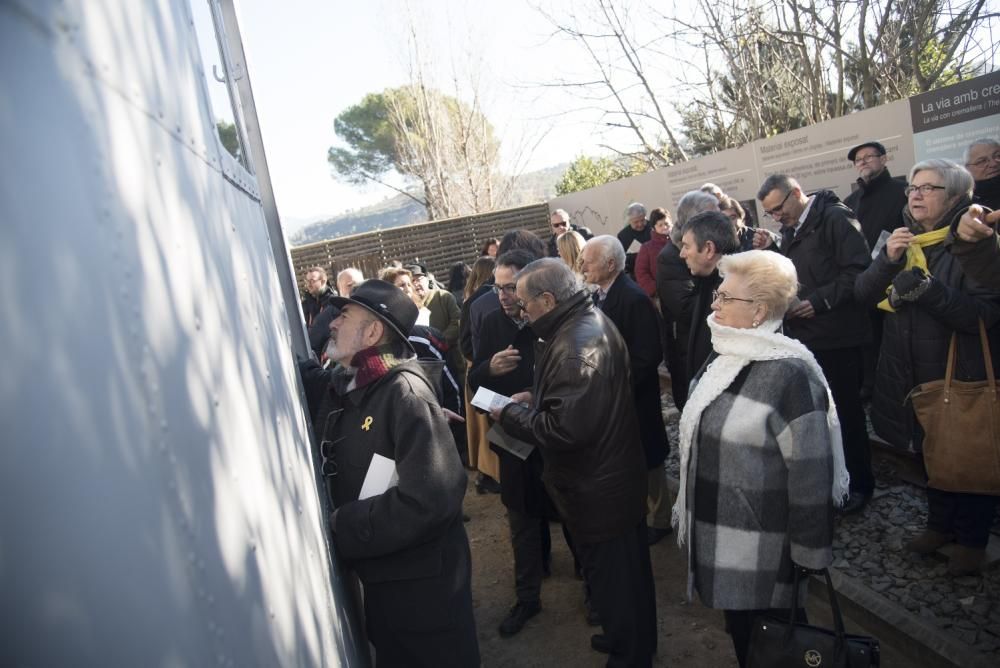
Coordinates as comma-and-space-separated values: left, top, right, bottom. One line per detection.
585, 235, 626, 273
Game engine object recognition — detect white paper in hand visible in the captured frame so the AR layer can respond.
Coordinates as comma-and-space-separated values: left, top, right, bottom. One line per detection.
359, 453, 399, 500
627, 239, 643, 254
470, 386, 513, 413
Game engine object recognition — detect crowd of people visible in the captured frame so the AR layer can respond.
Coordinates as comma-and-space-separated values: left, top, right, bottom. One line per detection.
296, 137, 1000, 667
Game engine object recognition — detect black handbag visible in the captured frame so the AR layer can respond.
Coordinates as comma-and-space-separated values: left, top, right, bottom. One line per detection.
747, 568, 880, 667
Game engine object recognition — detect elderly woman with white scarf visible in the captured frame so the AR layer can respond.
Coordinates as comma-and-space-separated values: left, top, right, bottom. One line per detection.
673, 250, 849, 668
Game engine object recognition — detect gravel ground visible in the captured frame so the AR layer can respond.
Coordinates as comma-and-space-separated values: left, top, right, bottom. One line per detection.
658, 389, 1000, 661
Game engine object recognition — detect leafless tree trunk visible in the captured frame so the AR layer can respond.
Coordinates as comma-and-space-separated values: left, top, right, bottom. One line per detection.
536, 0, 997, 160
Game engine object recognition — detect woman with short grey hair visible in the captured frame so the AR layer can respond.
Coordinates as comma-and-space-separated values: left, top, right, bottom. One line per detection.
856, 158, 1000, 575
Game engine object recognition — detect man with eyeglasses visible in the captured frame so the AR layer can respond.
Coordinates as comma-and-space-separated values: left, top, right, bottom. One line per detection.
843, 141, 908, 405
546, 208, 593, 258
302, 266, 339, 356
492, 258, 655, 666
949, 140, 1000, 290
469, 249, 579, 638
755, 174, 874, 516
964, 138, 1000, 209
843, 141, 908, 250
677, 211, 740, 382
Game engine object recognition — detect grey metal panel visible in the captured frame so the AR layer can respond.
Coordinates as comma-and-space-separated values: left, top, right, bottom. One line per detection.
0, 1, 366, 665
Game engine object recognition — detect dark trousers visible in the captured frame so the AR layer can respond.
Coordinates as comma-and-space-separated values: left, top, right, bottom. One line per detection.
577, 521, 657, 668
508, 507, 544, 604
724, 607, 807, 668
927, 486, 999, 548
508, 509, 577, 603
813, 346, 875, 495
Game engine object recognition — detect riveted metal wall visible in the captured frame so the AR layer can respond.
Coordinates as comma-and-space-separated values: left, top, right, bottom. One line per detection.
0, 1, 365, 665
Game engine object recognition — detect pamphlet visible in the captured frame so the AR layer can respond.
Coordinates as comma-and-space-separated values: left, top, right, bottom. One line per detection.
359, 453, 398, 500
872, 230, 891, 260
487, 423, 536, 461
471, 386, 513, 413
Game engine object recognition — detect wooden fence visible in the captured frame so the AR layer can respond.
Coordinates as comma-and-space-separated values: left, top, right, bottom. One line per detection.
290, 203, 550, 290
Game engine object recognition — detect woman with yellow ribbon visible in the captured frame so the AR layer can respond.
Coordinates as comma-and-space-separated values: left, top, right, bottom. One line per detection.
856, 159, 1000, 575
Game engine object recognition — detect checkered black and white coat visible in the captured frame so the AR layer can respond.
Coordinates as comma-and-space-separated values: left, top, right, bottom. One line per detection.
685, 356, 835, 610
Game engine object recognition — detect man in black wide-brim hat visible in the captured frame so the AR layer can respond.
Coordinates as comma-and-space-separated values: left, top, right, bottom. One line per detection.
315, 279, 479, 667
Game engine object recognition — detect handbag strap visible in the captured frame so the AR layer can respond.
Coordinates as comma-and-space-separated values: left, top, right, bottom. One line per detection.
977, 319, 997, 396
785, 568, 847, 639
943, 333, 958, 397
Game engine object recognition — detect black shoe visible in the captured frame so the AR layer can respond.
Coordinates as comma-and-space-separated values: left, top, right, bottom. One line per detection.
475, 475, 501, 495
647, 526, 673, 545
590, 634, 612, 654
838, 492, 870, 516
498, 601, 541, 637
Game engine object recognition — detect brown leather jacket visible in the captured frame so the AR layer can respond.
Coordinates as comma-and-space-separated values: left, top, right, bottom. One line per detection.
500, 291, 647, 544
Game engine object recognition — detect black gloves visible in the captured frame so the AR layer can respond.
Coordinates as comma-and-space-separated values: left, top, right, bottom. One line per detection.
889, 267, 931, 308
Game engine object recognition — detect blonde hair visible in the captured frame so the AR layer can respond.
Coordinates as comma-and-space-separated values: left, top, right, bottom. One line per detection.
717, 250, 799, 319
378, 267, 412, 284
556, 230, 586, 272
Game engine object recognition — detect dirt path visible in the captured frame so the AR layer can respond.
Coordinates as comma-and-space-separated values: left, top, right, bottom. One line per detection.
463, 479, 737, 667
464, 474, 910, 667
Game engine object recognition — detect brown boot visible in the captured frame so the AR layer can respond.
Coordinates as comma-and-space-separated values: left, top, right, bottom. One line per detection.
948, 545, 986, 576
905, 529, 954, 554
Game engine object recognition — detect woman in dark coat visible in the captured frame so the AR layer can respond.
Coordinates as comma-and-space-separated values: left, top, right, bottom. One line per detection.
855, 158, 1000, 575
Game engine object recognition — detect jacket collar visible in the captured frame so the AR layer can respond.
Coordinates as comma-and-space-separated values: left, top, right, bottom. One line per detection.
793, 189, 842, 238
529, 290, 591, 341
974, 173, 1000, 205
855, 167, 893, 194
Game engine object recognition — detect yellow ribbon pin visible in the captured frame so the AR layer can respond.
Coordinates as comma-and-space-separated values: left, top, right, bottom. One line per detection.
361, 416, 373, 431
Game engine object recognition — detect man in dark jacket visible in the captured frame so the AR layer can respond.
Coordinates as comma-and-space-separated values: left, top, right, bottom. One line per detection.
618, 202, 651, 280
302, 266, 339, 355
965, 138, 1000, 209
677, 210, 740, 378
316, 280, 479, 667
656, 191, 720, 409
547, 208, 593, 257
757, 174, 874, 514
843, 141, 908, 401
494, 258, 655, 667
949, 205, 1000, 290
581, 236, 671, 546
843, 141, 908, 249
466, 229, 547, 360
468, 249, 560, 638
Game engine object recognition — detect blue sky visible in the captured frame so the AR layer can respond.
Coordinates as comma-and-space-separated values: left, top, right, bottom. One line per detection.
231, 0, 605, 229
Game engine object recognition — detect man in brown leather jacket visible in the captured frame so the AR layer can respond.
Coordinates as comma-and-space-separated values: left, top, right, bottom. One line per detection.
492, 258, 656, 667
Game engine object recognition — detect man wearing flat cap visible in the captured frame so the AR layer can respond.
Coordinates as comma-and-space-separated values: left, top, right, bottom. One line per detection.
314, 279, 479, 667
844, 140, 908, 250
843, 140, 908, 406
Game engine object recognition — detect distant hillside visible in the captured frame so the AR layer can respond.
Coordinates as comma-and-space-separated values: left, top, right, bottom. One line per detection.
290, 163, 567, 246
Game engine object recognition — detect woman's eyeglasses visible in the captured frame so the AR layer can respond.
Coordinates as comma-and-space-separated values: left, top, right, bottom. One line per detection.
712, 290, 754, 305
